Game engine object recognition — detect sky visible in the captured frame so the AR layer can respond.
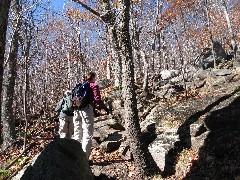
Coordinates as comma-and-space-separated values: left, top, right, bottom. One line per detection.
51, 0, 65, 12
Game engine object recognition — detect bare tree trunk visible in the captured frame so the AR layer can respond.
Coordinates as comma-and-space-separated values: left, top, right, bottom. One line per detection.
43, 48, 48, 110
129, 3, 142, 82
78, 33, 85, 81
20, 17, 33, 151
67, 52, 72, 89
141, 51, 149, 95
2, 0, 20, 149
173, 28, 188, 99
101, 0, 122, 86
204, 0, 216, 68
156, 0, 164, 71
106, 57, 111, 79
73, 0, 122, 87
23, 56, 28, 150
108, 26, 122, 87
0, 0, 11, 142
71, 2, 149, 177
222, 0, 237, 58
118, 0, 149, 178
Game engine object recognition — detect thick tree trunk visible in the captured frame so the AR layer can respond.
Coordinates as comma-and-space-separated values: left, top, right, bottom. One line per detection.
0, 0, 11, 142
2, 0, 20, 149
118, 0, 149, 178
71, 1, 149, 177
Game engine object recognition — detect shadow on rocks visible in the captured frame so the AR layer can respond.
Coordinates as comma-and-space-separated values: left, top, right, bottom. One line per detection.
184, 95, 240, 179
162, 88, 240, 178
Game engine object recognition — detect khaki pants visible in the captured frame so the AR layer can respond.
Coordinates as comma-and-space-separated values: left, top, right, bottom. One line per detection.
73, 105, 94, 159
59, 116, 74, 139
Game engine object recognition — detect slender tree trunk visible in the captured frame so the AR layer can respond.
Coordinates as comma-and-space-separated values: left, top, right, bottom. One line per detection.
23, 56, 28, 150
101, 0, 122, 87
2, 0, 20, 149
21, 26, 32, 151
118, 0, 149, 178
78, 33, 85, 81
73, 0, 123, 86
129, 3, 142, 82
156, 0, 164, 71
222, 0, 237, 58
43, 48, 48, 110
67, 52, 72, 89
141, 51, 149, 95
0, 0, 11, 142
204, 1, 216, 68
106, 57, 111, 79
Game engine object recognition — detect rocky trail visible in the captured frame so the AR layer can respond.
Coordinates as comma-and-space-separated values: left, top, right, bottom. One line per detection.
1, 59, 240, 179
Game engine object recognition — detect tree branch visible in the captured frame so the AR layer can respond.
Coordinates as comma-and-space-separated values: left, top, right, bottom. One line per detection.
72, 0, 101, 17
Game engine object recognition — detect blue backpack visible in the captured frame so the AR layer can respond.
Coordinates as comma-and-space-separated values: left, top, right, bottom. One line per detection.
72, 82, 94, 109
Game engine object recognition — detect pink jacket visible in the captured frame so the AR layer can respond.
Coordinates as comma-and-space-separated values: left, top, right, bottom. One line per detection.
89, 82, 108, 111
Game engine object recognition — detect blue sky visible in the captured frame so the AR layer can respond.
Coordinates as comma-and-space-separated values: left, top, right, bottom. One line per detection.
51, 0, 65, 12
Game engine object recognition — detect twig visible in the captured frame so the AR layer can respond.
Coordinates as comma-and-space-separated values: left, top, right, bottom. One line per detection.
4, 142, 36, 170
29, 137, 55, 140
7, 170, 19, 180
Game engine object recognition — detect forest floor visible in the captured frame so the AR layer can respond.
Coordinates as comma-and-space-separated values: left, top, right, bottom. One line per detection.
1, 74, 240, 180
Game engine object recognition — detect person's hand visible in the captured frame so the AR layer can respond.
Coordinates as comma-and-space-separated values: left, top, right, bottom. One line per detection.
53, 117, 59, 122
105, 108, 110, 115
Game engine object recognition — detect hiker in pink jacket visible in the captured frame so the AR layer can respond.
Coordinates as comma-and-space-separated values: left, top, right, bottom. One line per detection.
88, 73, 109, 116
73, 72, 109, 160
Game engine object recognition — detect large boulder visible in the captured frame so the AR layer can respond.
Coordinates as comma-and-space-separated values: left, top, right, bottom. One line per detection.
12, 139, 94, 180
198, 41, 227, 69
148, 128, 179, 174
213, 41, 227, 60
160, 69, 180, 80
236, 44, 240, 61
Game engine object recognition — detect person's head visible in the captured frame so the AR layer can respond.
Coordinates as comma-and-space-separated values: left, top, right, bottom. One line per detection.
84, 72, 96, 82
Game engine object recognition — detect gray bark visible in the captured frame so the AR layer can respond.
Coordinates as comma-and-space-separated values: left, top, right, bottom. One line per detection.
71, 1, 150, 177
222, 0, 237, 57
0, 0, 11, 141
141, 51, 149, 95
2, 0, 20, 149
108, 26, 122, 87
118, 0, 149, 178
19, 13, 33, 150
100, 1, 122, 87
73, 0, 122, 87
204, 1, 216, 68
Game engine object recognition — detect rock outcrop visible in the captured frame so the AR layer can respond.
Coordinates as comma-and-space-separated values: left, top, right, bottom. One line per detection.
12, 139, 94, 180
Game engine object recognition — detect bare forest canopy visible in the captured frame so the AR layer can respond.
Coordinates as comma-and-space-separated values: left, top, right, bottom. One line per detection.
1, 0, 240, 143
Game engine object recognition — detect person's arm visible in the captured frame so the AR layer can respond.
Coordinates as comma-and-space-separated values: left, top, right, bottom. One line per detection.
55, 99, 64, 112
92, 84, 109, 113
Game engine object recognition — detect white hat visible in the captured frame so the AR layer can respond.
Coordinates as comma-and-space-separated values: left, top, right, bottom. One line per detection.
64, 90, 72, 96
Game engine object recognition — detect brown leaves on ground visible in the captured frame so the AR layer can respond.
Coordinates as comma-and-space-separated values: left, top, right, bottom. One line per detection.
90, 147, 136, 179
0, 119, 57, 179
168, 149, 199, 180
